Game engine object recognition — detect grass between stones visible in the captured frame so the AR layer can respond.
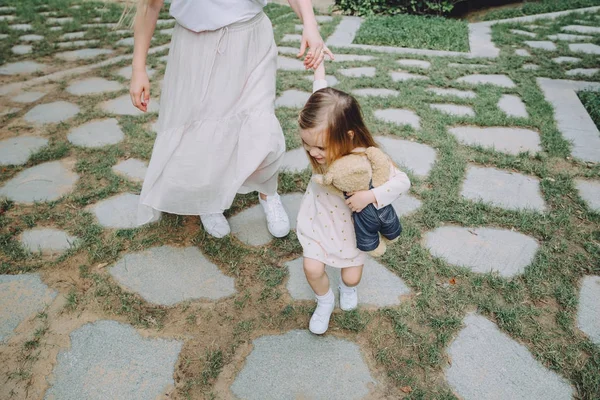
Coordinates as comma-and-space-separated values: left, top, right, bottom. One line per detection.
580, 91, 600, 129
1, 2, 600, 399
479, 0, 600, 21
353, 14, 470, 52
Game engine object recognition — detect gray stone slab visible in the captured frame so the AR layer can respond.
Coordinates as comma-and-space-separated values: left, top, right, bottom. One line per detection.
0, 6, 15, 12
100, 94, 159, 116
55, 48, 115, 61
11, 91, 46, 103
376, 136, 436, 177
426, 87, 476, 99
0, 33, 8, 39
562, 25, 600, 34
569, 42, 600, 55
510, 29, 536, 38
278, 46, 298, 56
498, 94, 528, 118
116, 66, 156, 80
48, 27, 62, 32
430, 103, 475, 117
159, 28, 173, 35
156, 18, 175, 26
60, 31, 86, 40
522, 63, 540, 70
0, 160, 79, 203
19, 34, 44, 42
277, 56, 305, 71
20, 227, 78, 255
548, 33, 593, 42
90, 193, 160, 228
424, 226, 539, 277
45, 320, 182, 400
0, 136, 48, 166
456, 74, 516, 88
0, 61, 46, 75
566, 68, 599, 76
66, 77, 123, 96
374, 109, 421, 130
109, 246, 235, 305
448, 126, 541, 155
57, 40, 99, 49
577, 276, 600, 345
116, 37, 135, 46
304, 74, 338, 86
285, 256, 411, 307
231, 330, 375, 400
326, 16, 361, 47
0, 15, 14, 21
12, 45, 32, 55
446, 314, 574, 400
229, 193, 303, 246
340, 67, 376, 78
392, 194, 422, 216
552, 56, 581, 64
397, 59, 431, 69
24, 101, 80, 124
575, 179, 600, 212
281, 147, 309, 173
316, 15, 333, 23
281, 34, 302, 43
447, 63, 491, 69
9, 24, 32, 31
515, 49, 531, 57
275, 90, 311, 108
81, 23, 118, 29
331, 54, 375, 62
68, 118, 124, 148
351, 88, 399, 98
524, 40, 556, 50
47, 17, 73, 24
461, 165, 546, 211
112, 158, 147, 182
390, 71, 428, 82
0, 274, 57, 342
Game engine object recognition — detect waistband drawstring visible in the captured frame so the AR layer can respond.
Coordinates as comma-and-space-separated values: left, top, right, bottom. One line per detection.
217, 26, 229, 55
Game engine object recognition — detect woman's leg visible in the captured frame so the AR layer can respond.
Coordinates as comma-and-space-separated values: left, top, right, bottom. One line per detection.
339, 265, 363, 311
304, 257, 334, 334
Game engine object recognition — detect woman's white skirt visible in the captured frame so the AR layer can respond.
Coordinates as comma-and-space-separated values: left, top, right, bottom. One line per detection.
138, 12, 285, 225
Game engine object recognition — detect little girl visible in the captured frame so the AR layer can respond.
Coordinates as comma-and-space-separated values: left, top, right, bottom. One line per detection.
297, 61, 411, 335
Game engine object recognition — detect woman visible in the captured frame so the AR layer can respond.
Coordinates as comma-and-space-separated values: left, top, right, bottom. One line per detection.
129, 0, 333, 238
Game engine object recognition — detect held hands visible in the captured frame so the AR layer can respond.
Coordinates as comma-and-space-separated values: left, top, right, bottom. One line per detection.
345, 190, 377, 213
130, 67, 150, 112
298, 23, 334, 70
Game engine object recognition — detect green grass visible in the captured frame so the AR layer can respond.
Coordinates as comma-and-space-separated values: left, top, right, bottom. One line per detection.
353, 14, 469, 52
579, 91, 600, 130
480, 0, 600, 21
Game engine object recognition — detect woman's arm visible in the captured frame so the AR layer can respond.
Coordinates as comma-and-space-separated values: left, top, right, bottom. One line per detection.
287, 0, 334, 69
130, 0, 163, 112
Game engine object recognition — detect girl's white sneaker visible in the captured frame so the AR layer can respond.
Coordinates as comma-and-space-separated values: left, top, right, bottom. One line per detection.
309, 299, 335, 335
339, 284, 358, 311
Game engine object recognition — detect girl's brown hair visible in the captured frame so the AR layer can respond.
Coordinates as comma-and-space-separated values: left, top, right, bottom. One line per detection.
298, 87, 378, 173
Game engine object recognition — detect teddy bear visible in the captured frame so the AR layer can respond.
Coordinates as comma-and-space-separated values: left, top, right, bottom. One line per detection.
313, 146, 402, 257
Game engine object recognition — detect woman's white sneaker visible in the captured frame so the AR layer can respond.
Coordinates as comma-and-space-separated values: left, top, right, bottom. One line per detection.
259, 193, 290, 238
339, 284, 358, 311
200, 213, 230, 238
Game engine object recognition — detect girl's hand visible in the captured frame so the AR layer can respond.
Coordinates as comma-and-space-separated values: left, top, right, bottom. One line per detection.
346, 190, 376, 213
297, 23, 334, 70
130, 68, 150, 112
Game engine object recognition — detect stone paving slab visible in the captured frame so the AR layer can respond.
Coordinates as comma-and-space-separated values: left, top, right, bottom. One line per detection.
0, 160, 79, 203
566, 68, 599, 77
331, 54, 375, 62
374, 109, 421, 130
430, 104, 475, 117
461, 165, 546, 211
510, 29, 536, 38
548, 33, 593, 41
66, 77, 123, 96
562, 25, 600, 34
448, 126, 541, 155
376, 136, 436, 177
447, 63, 491, 69
569, 43, 600, 54
20, 227, 78, 255
281, 147, 309, 173
277, 56, 305, 71
515, 49, 531, 57
552, 56, 581, 63
45, 320, 183, 400
424, 226, 539, 277
304, 74, 338, 86
0, 61, 47, 75
68, 118, 124, 148
61, 31, 86, 40
112, 158, 148, 182
55, 48, 115, 61
281, 34, 302, 43
340, 67, 376, 78
426, 87, 476, 99
20, 34, 44, 42
397, 59, 431, 69
456, 74, 516, 88
12, 45, 32, 55
577, 275, 600, 345
285, 256, 411, 307
498, 94, 528, 118
275, 90, 311, 108
522, 63, 540, 70
575, 179, 600, 212
0, 136, 48, 166
9, 24, 33, 31
90, 193, 160, 228
0, 274, 57, 342
390, 71, 428, 82
100, 94, 159, 115
278, 46, 299, 56
351, 88, 399, 98
524, 40, 557, 50
24, 101, 80, 124
11, 91, 46, 103
230, 330, 375, 400
109, 246, 236, 306
117, 66, 156, 80
392, 194, 422, 216
446, 313, 574, 400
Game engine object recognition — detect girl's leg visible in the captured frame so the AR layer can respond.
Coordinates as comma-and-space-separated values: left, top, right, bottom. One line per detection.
304, 257, 334, 335
339, 265, 363, 311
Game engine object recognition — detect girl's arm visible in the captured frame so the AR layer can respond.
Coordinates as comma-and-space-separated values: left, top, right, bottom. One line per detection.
287, 0, 334, 69
130, 0, 163, 112
313, 61, 327, 92
371, 164, 411, 209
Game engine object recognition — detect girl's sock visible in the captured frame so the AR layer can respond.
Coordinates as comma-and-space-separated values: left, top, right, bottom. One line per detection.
316, 288, 335, 304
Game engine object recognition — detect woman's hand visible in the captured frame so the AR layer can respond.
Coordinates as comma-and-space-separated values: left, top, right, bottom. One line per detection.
298, 23, 334, 70
346, 190, 376, 213
130, 68, 150, 112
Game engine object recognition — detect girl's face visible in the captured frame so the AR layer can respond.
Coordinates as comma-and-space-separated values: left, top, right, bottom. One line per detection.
300, 126, 327, 165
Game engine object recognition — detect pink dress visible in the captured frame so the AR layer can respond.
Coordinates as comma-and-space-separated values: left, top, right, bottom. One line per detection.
296, 156, 411, 268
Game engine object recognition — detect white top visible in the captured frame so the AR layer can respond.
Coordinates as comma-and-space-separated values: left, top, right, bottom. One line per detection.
169, 0, 267, 32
